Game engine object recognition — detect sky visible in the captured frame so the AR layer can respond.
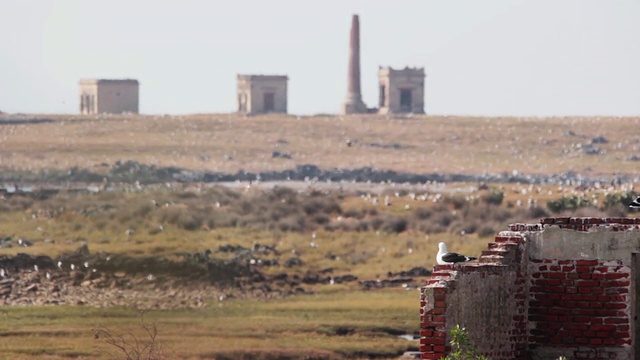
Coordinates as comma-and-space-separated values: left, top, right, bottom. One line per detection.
1, 0, 639, 116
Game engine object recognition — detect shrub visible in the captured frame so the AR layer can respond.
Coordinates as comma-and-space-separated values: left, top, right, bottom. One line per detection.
442, 325, 488, 360
478, 225, 496, 238
602, 192, 637, 210
313, 214, 331, 225
445, 196, 467, 210
343, 208, 366, 220
302, 198, 342, 215
460, 221, 478, 235
175, 213, 202, 231
528, 206, 549, 218
480, 189, 504, 205
380, 216, 408, 233
277, 215, 306, 232
547, 195, 591, 213
413, 207, 432, 220
94, 311, 166, 360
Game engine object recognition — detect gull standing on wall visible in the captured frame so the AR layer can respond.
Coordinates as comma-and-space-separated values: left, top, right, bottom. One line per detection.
436, 242, 477, 265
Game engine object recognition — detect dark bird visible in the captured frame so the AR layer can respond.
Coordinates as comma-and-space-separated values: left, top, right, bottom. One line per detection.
436, 242, 477, 265
629, 196, 640, 208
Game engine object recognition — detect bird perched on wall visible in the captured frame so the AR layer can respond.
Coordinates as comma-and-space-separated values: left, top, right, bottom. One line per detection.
436, 242, 477, 265
629, 196, 640, 208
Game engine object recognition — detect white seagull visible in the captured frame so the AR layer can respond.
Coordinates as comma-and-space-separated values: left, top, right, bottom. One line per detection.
436, 242, 477, 265
629, 196, 640, 208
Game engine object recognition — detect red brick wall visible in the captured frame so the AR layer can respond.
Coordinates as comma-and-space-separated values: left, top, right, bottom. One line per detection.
529, 258, 631, 357
421, 217, 637, 360
421, 234, 529, 360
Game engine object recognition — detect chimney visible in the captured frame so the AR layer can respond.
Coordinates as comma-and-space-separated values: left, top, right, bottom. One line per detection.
342, 14, 367, 114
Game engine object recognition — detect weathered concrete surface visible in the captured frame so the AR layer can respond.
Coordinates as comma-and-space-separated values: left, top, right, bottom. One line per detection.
528, 225, 640, 264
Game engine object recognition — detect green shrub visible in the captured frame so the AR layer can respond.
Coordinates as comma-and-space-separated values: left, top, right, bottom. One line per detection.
442, 325, 488, 360
478, 226, 496, 238
413, 207, 432, 220
480, 190, 504, 205
381, 216, 408, 233
602, 192, 637, 210
547, 195, 591, 213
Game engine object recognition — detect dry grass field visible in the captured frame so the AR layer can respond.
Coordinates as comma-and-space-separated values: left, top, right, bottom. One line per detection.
1, 113, 639, 177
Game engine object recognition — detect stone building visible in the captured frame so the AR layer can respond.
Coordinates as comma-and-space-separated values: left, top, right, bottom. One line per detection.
378, 67, 425, 114
237, 75, 288, 114
79, 79, 139, 114
421, 217, 640, 360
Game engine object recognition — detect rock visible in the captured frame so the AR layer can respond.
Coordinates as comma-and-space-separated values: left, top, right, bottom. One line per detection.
114, 271, 126, 278
271, 151, 292, 159
591, 135, 608, 144
284, 257, 303, 268
81, 280, 92, 287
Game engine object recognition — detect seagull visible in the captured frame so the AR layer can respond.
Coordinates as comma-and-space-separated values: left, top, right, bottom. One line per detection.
629, 196, 640, 208
436, 242, 477, 265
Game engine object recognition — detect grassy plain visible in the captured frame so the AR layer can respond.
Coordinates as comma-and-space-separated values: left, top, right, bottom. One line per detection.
0, 113, 639, 359
0, 290, 418, 359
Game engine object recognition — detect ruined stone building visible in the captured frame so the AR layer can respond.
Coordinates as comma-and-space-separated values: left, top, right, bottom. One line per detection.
421, 217, 640, 360
79, 79, 139, 115
378, 66, 425, 114
236, 75, 288, 115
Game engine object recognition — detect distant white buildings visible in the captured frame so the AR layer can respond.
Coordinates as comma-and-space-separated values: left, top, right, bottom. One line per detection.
79, 79, 139, 114
74, 17, 427, 116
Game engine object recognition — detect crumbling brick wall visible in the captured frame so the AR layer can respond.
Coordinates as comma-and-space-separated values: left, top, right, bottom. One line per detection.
421, 233, 531, 360
529, 258, 631, 358
421, 218, 638, 360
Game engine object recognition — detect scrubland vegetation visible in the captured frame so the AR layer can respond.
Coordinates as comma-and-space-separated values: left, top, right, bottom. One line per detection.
1, 113, 640, 359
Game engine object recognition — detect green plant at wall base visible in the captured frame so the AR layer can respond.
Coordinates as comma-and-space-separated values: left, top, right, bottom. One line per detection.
441, 325, 489, 360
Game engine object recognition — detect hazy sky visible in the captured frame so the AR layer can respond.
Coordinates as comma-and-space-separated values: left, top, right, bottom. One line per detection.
1, 0, 639, 116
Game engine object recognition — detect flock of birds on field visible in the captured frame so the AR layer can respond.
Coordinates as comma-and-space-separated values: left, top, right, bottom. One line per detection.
0, 258, 95, 281
3, 115, 640, 278
3, 183, 640, 279
352, 180, 638, 211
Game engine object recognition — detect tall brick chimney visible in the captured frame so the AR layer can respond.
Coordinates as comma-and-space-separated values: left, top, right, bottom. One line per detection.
342, 14, 367, 114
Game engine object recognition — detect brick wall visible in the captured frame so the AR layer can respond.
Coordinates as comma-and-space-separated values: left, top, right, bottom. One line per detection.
421, 217, 638, 360
529, 258, 631, 358
421, 234, 529, 360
